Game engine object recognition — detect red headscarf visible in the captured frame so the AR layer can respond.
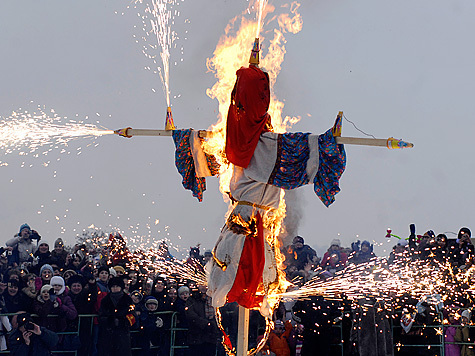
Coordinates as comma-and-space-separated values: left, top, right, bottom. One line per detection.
225, 66, 272, 168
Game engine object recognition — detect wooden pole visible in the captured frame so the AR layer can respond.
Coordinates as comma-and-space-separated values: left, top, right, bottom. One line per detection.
114, 128, 414, 148
236, 306, 250, 356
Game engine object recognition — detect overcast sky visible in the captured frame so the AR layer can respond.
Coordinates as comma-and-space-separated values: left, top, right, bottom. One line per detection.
1, 0, 474, 258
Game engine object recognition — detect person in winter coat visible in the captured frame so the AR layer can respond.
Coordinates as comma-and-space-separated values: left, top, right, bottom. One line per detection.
34, 284, 65, 332
267, 320, 292, 356
4, 279, 30, 313
456, 310, 474, 356
35, 264, 54, 292
6, 224, 40, 266
184, 285, 219, 356
445, 309, 461, 356
139, 296, 167, 356
67, 274, 97, 356
20, 273, 37, 306
348, 240, 376, 265
50, 238, 68, 269
8, 312, 59, 356
320, 239, 348, 269
32, 242, 53, 273
97, 277, 136, 356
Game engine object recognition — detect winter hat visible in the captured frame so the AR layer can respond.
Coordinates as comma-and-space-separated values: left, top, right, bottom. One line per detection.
397, 240, 408, 247
113, 266, 126, 274
50, 276, 65, 295
109, 267, 117, 277
54, 238, 64, 248
144, 296, 158, 306
330, 239, 341, 247
67, 274, 86, 287
462, 309, 472, 320
459, 227, 472, 239
40, 264, 54, 276
293, 236, 304, 244
108, 276, 125, 290
177, 286, 190, 296
40, 284, 53, 294
131, 290, 143, 303
97, 266, 110, 276
19, 223, 31, 235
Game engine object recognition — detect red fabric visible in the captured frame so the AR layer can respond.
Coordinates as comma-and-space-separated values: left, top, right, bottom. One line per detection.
227, 212, 265, 309
225, 66, 272, 168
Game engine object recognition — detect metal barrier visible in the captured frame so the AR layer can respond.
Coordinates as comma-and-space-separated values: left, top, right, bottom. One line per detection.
0, 312, 184, 356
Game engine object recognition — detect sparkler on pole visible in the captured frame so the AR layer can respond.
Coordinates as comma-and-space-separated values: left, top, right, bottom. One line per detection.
112, 125, 414, 149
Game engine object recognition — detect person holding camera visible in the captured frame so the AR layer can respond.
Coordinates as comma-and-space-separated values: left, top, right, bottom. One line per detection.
6, 224, 41, 267
8, 312, 58, 356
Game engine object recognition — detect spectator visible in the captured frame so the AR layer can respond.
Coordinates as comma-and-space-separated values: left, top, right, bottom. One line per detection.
267, 320, 292, 356
50, 238, 68, 269
388, 240, 409, 265
451, 228, 474, 268
444, 309, 460, 356
456, 309, 473, 356
4, 279, 29, 313
35, 264, 54, 292
32, 242, 53, 273
97, 277, 136, 356
185, 285, 219, 356
6, 224, 40, 266
8, 312, 59, 356
128, 270, 142, 293
139, 296, 166, 356
21, 273, 37, 305
320, 239, 348, 269
285, 236, 318, 271
348, 240, 376, 265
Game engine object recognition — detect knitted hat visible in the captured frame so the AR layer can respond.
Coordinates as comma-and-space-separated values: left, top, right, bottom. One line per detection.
54, 238, 64, 248
144, 296, 158, 306
330, 239, 341, 247
459, 227, 472, 239
41, 284, 53, 294
19, 223, 31, 235
462, 309, 472, 320
177, 286, 190, 296
40, 264, 54, 276
108, 276, 125, 290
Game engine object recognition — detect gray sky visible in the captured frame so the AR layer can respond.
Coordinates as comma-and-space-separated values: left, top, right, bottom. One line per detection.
1, 0, 474, 259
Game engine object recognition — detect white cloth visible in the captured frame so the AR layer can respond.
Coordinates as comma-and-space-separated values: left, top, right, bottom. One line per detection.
0, 315, 11, 351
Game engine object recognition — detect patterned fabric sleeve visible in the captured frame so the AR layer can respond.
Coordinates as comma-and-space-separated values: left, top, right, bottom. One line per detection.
314, 128, 346, 207
268, 132, 310, 189
172, 129, 206, 202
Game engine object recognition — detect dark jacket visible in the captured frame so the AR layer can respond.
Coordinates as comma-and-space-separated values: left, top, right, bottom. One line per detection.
184, 295, 219, 346
8, 326, 59, 356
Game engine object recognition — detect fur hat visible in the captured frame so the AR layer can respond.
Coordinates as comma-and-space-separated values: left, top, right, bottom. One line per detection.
50, 276, 65, 295
67, 274, 86, 287
108, 276, 125, 290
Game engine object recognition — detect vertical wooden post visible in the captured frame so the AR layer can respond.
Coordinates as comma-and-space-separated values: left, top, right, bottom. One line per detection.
236, 306, 250, 356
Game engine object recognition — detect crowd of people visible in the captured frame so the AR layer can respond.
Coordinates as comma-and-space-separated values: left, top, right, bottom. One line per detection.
0, 223, 475, 356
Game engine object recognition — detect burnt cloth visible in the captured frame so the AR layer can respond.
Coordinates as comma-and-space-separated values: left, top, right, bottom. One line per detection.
225, 66, 272, 168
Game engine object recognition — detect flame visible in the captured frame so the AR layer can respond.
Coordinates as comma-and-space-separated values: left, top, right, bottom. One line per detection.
203, 0, 303, 197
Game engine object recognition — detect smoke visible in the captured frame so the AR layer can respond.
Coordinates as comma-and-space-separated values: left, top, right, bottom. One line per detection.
280, 188, 305, 248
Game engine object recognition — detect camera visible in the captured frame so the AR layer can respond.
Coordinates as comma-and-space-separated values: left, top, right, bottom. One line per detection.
24, 321, 35, 331
29, 231, 41, 241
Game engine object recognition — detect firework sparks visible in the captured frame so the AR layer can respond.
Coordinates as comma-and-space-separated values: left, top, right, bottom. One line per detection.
134, 0, 184, 107
0, 107, 113, 166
